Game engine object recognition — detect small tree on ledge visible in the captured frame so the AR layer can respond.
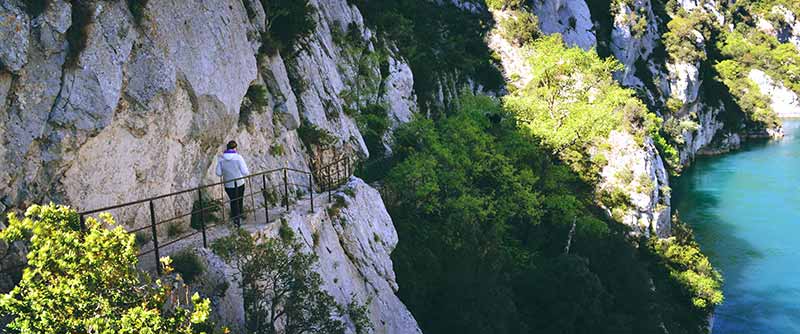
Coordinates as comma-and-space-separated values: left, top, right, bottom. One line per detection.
212, 223, 372, 334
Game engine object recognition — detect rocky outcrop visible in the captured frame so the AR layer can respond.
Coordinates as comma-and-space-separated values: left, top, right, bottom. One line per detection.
749, 68, 800, 118
756, 5, 800, 50
488, 10, 534, 88
189, 179, 421, 334
532, 0, 596, 49
609, 0, 663, 90
597, 132, 671, 237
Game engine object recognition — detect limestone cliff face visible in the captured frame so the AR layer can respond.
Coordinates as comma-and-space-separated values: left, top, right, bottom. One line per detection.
749, 69, 800, 118
192, 179, 421, 334
0, 0, 419, 329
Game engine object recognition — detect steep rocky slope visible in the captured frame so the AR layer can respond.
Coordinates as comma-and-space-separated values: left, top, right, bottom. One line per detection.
0, 0, 420, 330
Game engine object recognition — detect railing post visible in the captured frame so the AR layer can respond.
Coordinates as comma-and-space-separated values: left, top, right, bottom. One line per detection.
149, 200, 161, 276
198, 189, 207, 248
220, 182, 226, 225
327, 165, 332, 202
79, 214, 86, 232
309, 173, 314, 213
283, 168, 290, 212
336, 159, 341, 187
268, 174, 269, 224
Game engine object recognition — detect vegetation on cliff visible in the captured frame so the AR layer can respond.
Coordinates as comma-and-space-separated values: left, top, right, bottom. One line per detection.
381, 94, 721, 333
0, 205, 212, 333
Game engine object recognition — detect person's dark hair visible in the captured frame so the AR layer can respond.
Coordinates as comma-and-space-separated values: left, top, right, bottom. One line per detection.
227, 140, 238, 150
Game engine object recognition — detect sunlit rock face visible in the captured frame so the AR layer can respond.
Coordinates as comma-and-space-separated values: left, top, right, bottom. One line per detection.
532, 0, 596, 49
0, 0, 419, 328
749, 69, 800, 118
0, 0, 415, 210
191, 179, 421, 334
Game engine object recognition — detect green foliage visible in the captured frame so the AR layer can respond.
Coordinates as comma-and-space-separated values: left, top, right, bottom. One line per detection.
246, 85, 269, 109
191, 196, 221, 231
0, 204, 211, 333
350, 0, 504, 111
327, 195, 348, 219
211, 229, 371, 333
171, 251, 205, 284
715, 59, 781, 129
270, 142, 285, 156
485, 0, 525, 10
717, 26, 800, 96
166, 222, 187, 238
386, 93, 718, 333
663, 11, 712, 63
504, 34, 654, 182
297, 121, 337, 149
499, 11, 541, 47
259, 0, 317, 55
356, 103, 390, 158
650, 217, 724, 311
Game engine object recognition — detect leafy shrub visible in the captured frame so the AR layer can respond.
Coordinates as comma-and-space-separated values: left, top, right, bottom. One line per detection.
191, 196, 221, 231
269, 143, 285, 156
167, 222, 187, 238
486, 0, 525, 10
246, 85, 269, 109
259, 0, 317, 55
499, 11, 541, 47
297, 122, 337, 149
356, 103, 390, 158
350, 0, 504, 112
663, 12, 711, 64
171, 251, 205, 284
0, 204, 211, 332
504, 34, 651, 182
650, 218, 723, 310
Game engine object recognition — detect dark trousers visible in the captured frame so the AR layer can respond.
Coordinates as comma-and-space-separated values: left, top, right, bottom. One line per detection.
225, 184, 245, 224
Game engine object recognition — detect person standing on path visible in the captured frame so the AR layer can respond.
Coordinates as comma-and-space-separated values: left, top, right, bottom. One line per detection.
216, 140, 249, 227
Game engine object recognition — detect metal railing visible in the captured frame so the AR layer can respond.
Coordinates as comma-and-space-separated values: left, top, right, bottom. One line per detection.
75, 155, 355, 275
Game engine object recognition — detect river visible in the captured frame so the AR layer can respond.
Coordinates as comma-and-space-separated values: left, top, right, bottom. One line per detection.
672, 120, 800, 333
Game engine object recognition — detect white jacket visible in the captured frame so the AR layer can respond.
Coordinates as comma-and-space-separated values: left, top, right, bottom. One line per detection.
216, 152, 250, 188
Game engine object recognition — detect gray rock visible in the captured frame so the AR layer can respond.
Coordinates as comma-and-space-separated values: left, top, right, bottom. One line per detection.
0, 0, 29, 72
532, 0, 596, 50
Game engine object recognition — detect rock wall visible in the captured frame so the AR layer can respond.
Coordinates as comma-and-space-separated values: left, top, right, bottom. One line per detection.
531, 0, 596, 49
749, 69, 800, 118
0, 0, 416, 211
191, 179, 421, 334
0, 0, 420, 329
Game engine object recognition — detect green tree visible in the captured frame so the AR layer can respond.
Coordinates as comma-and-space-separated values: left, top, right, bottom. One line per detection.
503, 34, 657, 181
211, 226, 371, 334
0, 204, 211, 333
259, 0, 317, 55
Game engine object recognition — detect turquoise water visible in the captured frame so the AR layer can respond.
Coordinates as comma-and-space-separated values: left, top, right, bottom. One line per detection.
673, 120, 800, 333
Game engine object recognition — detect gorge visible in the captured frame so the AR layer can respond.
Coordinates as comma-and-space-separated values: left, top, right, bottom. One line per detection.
0, 0, 799, 333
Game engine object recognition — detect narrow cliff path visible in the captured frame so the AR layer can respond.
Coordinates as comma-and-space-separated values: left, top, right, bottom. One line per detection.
135, 190, 338, 272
